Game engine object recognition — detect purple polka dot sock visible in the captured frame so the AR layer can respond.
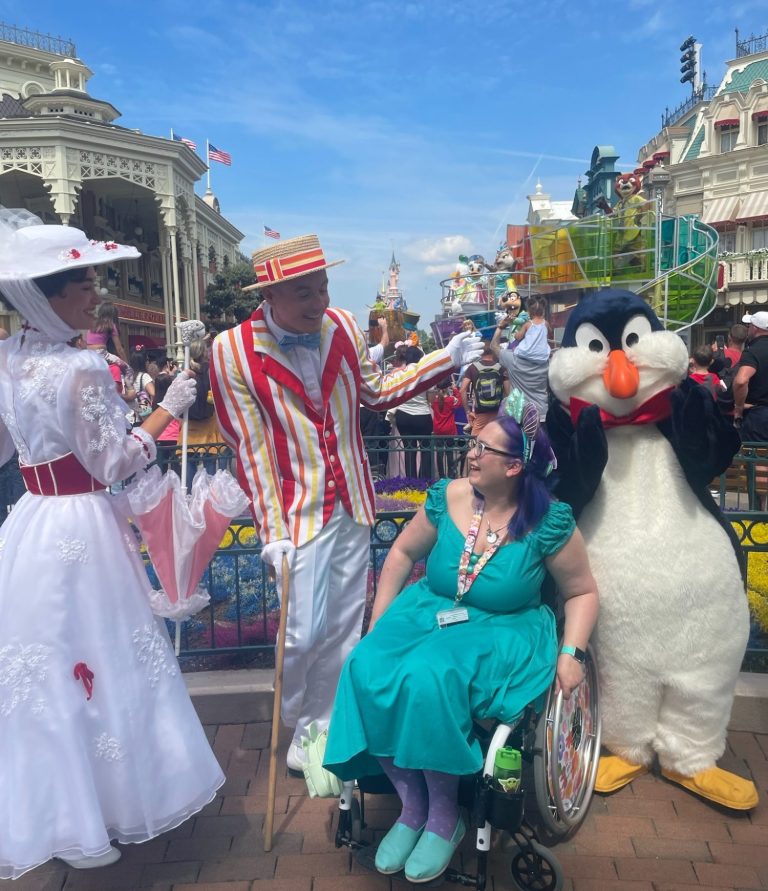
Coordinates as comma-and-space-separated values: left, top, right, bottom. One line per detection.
378, 757, 428, 830
423, 769, 460, 840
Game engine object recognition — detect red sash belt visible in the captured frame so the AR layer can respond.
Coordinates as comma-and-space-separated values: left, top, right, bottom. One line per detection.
20, 453, 107, 496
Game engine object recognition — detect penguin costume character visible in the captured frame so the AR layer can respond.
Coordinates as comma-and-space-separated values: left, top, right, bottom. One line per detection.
547, 288, 758, 811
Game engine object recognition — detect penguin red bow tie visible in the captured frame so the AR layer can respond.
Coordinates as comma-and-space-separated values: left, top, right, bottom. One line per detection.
568, 388, 674, 429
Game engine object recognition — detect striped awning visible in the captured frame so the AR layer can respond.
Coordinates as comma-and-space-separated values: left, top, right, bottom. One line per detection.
736, 190, 768, 221
702, 195, 740, 225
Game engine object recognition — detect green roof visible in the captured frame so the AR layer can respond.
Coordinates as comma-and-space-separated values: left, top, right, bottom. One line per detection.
719, 59, 768, 94
683, 126, 705, 160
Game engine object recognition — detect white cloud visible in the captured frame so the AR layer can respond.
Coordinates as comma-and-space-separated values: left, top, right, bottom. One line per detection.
405, 235, 473, 264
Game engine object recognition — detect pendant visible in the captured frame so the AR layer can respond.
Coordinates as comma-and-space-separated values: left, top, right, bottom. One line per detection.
486, 529, 498, 544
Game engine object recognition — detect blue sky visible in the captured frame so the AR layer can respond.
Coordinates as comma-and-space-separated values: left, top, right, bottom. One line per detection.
4, 0, 768, 328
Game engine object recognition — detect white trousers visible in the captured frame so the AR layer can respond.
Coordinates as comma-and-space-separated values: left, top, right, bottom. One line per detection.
280, 502, 370, 746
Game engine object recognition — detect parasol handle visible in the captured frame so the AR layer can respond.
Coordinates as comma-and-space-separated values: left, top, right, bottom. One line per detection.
174, 319, 206, 496
180, 344, 191, 495
264, 554, 291, 852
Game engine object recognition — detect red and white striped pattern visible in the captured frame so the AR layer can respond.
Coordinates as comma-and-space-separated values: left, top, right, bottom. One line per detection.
210, 306, 453, 546
254, 247, 327, 285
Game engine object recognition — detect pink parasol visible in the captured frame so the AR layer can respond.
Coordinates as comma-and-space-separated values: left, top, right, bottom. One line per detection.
127, 463, 249, 652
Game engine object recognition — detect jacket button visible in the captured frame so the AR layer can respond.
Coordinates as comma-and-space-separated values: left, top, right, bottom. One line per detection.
328, 480, 336, 489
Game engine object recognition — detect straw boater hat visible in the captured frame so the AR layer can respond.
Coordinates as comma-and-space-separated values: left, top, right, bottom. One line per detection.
241, 234, 344, 293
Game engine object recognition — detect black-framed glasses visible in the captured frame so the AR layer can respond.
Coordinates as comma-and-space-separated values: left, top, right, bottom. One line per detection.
469, 438, 519, 460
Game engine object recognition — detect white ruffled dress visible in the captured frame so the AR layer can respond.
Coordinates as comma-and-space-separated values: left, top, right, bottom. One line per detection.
0, 331, 224, 880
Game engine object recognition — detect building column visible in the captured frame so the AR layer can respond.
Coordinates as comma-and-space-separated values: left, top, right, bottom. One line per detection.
169, 229, 183, 360
159, 244, 172, 349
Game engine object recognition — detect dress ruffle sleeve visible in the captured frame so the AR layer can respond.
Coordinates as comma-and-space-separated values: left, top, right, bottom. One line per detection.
424, 478, 450, 527
530, 500, 575, 557
56, 351, 157, 485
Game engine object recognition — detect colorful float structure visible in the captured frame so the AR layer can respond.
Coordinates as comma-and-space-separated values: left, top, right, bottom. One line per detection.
430, 195, 720, 346
368, 251, 420, 349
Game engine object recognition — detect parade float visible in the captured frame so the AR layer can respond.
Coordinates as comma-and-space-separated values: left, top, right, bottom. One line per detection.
429, 189, 720, 347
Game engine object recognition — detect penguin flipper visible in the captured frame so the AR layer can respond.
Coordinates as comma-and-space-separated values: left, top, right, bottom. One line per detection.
547, 401, 608, 519
667, 378, 741, 486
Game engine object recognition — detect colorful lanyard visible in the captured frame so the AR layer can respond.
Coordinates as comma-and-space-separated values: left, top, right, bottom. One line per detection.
455, 497, 505, 604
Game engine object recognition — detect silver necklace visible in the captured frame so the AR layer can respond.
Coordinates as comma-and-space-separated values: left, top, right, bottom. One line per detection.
485, 518, 511, 544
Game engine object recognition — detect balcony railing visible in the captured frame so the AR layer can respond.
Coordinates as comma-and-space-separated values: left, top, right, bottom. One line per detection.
0, 22, 76, 57
720, 252, 768, 288
662, 84, 717, 129
736, 29, 768, 59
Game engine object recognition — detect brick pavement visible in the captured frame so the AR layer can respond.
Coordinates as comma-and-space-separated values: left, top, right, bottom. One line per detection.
13, 722, 768, 891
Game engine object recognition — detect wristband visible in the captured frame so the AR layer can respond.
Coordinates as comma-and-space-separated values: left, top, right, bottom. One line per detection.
560, 644, 586, 664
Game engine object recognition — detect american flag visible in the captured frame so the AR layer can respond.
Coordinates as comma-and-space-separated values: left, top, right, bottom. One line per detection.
208, 143, 232, 166
264, 225, 281, 240
172, 131, 197, 150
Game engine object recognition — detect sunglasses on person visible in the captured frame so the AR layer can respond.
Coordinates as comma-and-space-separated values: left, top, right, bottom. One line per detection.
469, 438, 519, 460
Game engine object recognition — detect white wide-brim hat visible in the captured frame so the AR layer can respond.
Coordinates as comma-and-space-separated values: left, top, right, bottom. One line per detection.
0, 216, 139, 281
241, 234, 344, 293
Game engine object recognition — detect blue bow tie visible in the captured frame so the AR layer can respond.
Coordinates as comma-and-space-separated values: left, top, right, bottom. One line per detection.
279, 332, 321, 351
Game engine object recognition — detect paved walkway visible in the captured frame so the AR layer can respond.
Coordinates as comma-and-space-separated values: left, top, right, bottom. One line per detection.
13, 718, 768, 891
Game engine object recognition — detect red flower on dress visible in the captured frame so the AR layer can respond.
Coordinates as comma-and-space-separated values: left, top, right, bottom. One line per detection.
73, 662, 95, 700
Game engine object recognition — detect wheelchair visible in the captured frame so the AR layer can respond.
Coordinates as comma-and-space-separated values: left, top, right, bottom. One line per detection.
334, 646, 600, 890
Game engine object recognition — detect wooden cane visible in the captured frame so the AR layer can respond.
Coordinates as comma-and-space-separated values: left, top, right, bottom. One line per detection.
264, 553, 290, 852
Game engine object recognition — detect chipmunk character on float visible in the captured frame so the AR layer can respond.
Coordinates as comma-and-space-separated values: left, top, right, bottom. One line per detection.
496, 283, 528, 336
612, 173, 648, 269
547, 288, 758, 811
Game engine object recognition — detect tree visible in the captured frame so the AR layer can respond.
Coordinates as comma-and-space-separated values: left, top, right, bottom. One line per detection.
417, 328, 436, 353
201, 253, 260, 324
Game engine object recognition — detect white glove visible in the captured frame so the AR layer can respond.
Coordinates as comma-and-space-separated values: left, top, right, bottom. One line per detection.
261, 538, 297, 595
447, 330, 483, 368
158, 370, 197, 419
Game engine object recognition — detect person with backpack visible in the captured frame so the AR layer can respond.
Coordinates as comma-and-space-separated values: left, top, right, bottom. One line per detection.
688, 345, 725, 400
460, 340, 508, 435
129, 346, 156, 427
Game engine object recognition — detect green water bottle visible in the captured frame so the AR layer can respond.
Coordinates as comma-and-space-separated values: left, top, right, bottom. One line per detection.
493, 746, 522, 793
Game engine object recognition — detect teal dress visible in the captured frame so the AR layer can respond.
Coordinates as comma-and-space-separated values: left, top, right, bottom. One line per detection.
324, 480, 575, 779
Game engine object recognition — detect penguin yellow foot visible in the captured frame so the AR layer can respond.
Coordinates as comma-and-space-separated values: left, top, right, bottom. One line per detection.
661, 766, 759, 811
594, 755, 649, 793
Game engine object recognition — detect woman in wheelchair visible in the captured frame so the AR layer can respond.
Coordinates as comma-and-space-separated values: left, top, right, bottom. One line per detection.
323, 392, 598, 884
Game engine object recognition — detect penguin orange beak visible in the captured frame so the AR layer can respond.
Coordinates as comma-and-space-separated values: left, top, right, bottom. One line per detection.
603, 349, 640, 399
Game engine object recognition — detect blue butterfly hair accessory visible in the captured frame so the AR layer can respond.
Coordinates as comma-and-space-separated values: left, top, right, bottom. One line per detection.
502, 388, 557, 477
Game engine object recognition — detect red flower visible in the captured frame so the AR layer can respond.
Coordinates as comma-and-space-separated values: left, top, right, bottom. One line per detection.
104, 242, 118, 251
70, 248, 81, 259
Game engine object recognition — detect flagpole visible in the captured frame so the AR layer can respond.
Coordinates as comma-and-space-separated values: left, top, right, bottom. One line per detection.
206, 139, 211, 191
170, 127, 174, 141
263, 225, 266, 248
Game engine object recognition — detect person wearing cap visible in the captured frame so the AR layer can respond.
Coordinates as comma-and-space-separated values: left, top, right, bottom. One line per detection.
733, 311, 768, 439
0, 212, 224, 879
210, 234, 482, 773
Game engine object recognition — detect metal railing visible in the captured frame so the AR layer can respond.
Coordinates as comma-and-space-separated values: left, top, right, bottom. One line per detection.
736, 29, 768, 59
0, 23, 76, 57
662, 85, 716, 128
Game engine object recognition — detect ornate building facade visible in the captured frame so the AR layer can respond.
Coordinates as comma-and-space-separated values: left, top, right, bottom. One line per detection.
0, 24, 244, 348
635, 30, 768, 338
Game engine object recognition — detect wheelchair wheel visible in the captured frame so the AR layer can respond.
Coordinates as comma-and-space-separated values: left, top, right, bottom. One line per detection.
532, 645, 601, 840
509, 839, 563, 891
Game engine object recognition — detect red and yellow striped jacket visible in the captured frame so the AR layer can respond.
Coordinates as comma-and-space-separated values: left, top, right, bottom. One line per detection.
210, 306, 454, 546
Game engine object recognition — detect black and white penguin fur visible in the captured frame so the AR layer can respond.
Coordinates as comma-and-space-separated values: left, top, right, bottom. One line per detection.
547, 289, 749, 777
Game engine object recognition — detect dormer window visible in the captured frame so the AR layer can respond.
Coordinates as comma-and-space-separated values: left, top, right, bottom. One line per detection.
753, 110, 768, 146
715, 119, 739, 153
